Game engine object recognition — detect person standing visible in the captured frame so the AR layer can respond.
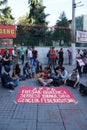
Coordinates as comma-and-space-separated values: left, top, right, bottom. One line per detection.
20, 46, 25, 65
55, 50, 59, 64
3, 50, 11, 67
67, 49, 72, 65
27, 47, 33, 66
32, 46, 38, 66
49, 46, 56, 68
0, 50, 2, 76
58, 48, 64, 66
12, 45, 19, 70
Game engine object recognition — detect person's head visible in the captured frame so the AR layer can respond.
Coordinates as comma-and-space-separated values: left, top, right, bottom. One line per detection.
60, 67, 65, 72
85, 54, 87, 58
25, 62, 29, 67
72, 69, 77, 75
14, 45, 17, 50
12, 70, 16, 76
47, 64, 51, 68
60, 48, 63, 51
32, 46, 34, 50
15, 63, 20, 69
52, 46, 54, 49
77, 49, 80, 53
4, 66, 10, 73
21, 46, 23, 49
37, 61, 42, 67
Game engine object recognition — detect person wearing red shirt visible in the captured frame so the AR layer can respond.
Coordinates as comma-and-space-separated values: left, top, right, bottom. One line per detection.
35, 66, 53, 87
50, 46, 56, 68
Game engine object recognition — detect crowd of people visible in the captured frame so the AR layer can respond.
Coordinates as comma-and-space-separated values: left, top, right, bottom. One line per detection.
0, 45, 38, 90
0, 45, 87, 95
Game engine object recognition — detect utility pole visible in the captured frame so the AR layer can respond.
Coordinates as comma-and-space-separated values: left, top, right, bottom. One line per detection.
72, 0, 76, 43
71, 0, 76, 65
71, 0, 83, 65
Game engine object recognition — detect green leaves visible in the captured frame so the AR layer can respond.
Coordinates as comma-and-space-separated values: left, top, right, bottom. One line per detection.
0, 1, 14, 24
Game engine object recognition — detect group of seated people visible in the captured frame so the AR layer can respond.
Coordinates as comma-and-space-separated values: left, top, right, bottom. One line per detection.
34, 61, 80, 88
35, 61, 87, 95
1, 59, 87, 96
1, 62, 33, 90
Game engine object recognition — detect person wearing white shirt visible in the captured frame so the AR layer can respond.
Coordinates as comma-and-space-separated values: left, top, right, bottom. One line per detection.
27, 47, 33, 67
64, 69, 80, 88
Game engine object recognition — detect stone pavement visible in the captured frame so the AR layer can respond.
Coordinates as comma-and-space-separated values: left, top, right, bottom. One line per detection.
0, 65, 87, 130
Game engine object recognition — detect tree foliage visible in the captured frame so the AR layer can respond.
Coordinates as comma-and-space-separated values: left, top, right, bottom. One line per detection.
0, 0, 14, 24
15, 0, 51, 46
18, 13, 30, 26
53, 11, 71, 46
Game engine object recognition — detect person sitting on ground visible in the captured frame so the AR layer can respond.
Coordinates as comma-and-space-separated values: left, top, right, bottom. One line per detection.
12, 70, 19, 87
35, 61, 42, 74
1, 66, 16, 90
23, 62, 32, 78
14, 63, 26, 81
35, 66, 53, 87
64, 69, 80, 88
15, 63, 21, 77
45, 64, 52, 74
52, 66, 68, 86
79, 81, 87, 96
54, 62, 62, 75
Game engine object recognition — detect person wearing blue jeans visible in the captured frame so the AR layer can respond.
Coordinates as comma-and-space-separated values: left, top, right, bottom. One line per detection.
1, 66, 17, 90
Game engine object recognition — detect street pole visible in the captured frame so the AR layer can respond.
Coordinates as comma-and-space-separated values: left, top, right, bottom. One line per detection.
71, 0, 76, 65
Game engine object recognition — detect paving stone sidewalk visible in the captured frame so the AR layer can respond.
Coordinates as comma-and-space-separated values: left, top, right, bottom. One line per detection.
0, 65, 87, 130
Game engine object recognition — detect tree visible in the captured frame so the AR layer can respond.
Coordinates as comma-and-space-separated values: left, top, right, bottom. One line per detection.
0, 0, 14, 24
53, 11, 71, 46
75, 16, 83, 30
18, 13, 30, 26
27, 0, 50, 45
14, 0, 51, 46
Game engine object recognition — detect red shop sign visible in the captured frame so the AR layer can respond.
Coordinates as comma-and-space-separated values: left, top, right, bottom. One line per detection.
0, 24, 16, 38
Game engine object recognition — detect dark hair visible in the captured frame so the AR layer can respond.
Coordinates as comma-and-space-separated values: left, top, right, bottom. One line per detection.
73, 69, 77, 73
25, 62, 29, 67
60, 67, 65, 71
4, 66, 10, 73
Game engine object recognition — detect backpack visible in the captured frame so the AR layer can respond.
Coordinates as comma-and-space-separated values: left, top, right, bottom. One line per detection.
79, 83, 87, 96
47, 51, 50, 57
52, 76, 63, 86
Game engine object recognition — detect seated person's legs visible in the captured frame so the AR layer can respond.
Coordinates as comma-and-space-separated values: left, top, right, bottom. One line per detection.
38, 78, 47, 86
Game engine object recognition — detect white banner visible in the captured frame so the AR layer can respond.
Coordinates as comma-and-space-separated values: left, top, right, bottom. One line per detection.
76, 30, 87, 43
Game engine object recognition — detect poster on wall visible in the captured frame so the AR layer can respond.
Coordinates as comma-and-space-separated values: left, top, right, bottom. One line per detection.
1, 39, 13, 46
76, 30, 87, 43
0, 24, 16, 38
